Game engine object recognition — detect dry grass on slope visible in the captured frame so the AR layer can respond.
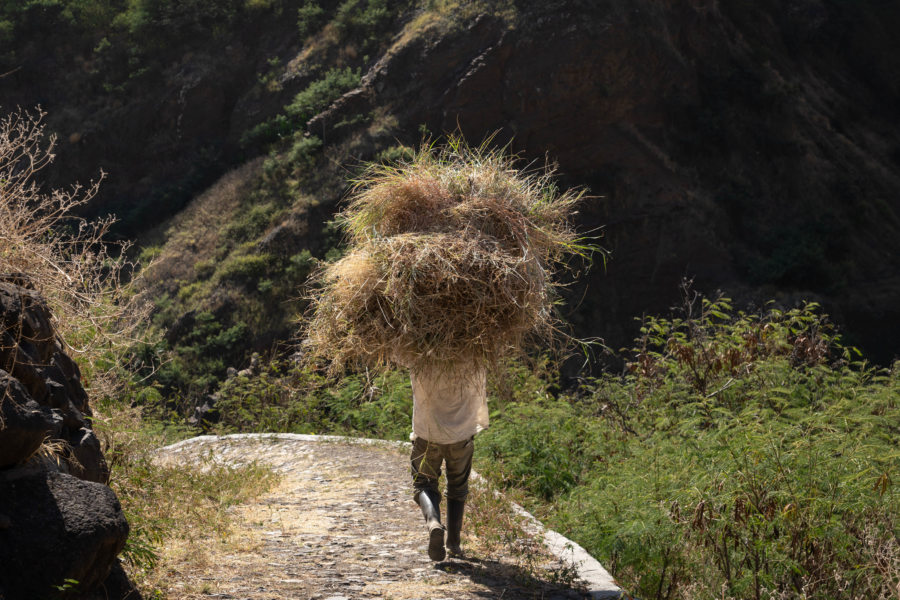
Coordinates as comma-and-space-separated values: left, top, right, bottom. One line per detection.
95, 404, 279, 595
139, 157, 264, 296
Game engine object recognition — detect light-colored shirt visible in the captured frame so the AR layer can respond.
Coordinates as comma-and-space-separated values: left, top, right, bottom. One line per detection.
410, 364, 489, 444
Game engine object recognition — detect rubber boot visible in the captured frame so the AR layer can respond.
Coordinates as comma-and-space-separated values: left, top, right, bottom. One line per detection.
415, 489, 445, 561
445, 498, 465, 557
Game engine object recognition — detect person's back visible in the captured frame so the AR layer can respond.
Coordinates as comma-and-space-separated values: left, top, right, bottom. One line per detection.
410, 364, 488, 443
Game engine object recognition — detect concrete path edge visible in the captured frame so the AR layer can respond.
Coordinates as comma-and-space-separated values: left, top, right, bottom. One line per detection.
156, 433, 623, 599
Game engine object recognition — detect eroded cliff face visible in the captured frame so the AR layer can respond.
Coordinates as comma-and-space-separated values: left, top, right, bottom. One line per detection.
314, 1, 900, 360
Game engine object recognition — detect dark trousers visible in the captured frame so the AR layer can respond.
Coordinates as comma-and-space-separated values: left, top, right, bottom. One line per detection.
410, 436, 474, 502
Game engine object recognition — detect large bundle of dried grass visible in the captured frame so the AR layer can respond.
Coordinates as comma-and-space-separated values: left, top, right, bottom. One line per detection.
303, 139, 592, 372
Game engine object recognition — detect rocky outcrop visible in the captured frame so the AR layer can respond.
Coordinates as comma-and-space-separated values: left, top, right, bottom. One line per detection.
0, 370, 58, 470
0, 278, 108, 483
0, 276, 136, 598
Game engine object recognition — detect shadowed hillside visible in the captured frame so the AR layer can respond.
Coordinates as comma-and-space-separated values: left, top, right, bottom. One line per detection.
2, 0, 899, 394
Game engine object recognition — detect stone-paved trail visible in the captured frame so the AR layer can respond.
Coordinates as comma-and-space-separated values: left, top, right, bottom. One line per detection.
154, 434, 621, 600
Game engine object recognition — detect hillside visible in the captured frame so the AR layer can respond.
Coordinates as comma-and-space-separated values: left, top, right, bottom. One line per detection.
3, 4, 899, 597
2, 0, 899, 398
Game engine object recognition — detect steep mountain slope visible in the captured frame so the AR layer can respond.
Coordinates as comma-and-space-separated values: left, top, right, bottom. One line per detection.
1, 0, 329, 232
313, 0, 900, 361
3, 0, 899, 399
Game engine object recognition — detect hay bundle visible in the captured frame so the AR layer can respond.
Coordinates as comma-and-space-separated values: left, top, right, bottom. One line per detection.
304, 140, 591, 372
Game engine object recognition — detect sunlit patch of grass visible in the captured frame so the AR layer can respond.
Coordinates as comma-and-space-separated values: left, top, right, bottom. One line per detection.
94, 400, 279, 595
391, 0, 517, 52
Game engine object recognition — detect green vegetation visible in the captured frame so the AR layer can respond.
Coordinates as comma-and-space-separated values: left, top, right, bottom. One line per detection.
332, 0, 398, 49
211, 364, 412, 438
296, 1, 326, 39
5, 1, 898, 596
241, 67, 361, 147
1, 0, 523, 408
2, 0, 285, 76
202, 289, 898, 599
479, 293, 899, 600
12, 100, 890, 598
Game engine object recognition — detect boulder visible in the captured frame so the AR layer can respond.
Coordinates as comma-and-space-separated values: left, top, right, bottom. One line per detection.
0, 276, 136, 598
82, 563, 143, 600
0, 467, 129, 598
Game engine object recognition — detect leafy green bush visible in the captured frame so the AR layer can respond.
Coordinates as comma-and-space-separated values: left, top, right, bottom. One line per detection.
149, 311, 250, 396
287, 134, 323, 168
242, 68, 360, 147
245, 0, 283, 11
333, 0, 403, 49
477, 398, 600, 501
286, 250, 315, 280
212, 360, 412, 439
217, 253, 274, 283
285, 66, 361, 122
475, 291, 899, 599
221, 202, 277, 243
112, 0, 243, 44
297, 0, 326, 38
242, 114, 295, 148
193, 259, 216, 280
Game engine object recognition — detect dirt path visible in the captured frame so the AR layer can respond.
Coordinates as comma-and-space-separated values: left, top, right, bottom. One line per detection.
153, 434, 621, 600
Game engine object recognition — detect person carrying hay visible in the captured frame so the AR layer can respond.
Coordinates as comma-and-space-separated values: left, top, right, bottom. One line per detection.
303, 138, 595, 562
408, 362, 488, 560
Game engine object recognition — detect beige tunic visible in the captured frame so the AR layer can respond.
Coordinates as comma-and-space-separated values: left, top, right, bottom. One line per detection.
410, 364, 489, 444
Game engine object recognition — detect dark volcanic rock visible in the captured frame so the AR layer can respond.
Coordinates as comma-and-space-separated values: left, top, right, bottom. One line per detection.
83, 562, 143, 600
0, 278, 108, 483
0, 372, 59, 468
0, 468, 129, 598
0, 277, 135, 597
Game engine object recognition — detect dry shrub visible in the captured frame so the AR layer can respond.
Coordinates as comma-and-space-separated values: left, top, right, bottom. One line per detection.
0, 108, 147, 391
304, 138, 594, 372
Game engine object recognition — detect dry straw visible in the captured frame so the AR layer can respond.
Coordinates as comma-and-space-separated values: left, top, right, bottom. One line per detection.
0, 107, 149, 395
303, 138, 595, 373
